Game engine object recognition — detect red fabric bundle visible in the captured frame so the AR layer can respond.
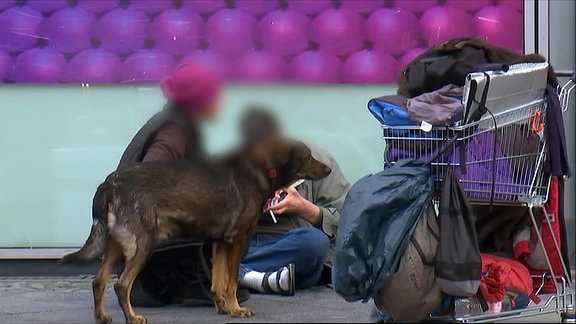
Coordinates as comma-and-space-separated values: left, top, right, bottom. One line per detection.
481, 254, 540, 304
526, 176, 565, 293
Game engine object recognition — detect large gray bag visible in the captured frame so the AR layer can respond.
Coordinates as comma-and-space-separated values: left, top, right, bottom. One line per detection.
374, 203, 442, 321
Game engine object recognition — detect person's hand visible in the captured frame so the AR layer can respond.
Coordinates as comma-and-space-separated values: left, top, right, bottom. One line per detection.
266, 187, 321, 224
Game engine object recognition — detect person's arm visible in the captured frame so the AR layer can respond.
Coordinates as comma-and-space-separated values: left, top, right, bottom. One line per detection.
142, 124, 187, 162
266, 148, 350, 235
309, 153, 350, 238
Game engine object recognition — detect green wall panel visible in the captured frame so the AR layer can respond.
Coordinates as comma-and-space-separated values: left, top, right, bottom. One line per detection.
0, 84, 393, 247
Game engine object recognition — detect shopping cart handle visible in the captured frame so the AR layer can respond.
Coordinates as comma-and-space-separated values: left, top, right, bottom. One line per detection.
558, 71, 575, 114
555, 70, 575, 81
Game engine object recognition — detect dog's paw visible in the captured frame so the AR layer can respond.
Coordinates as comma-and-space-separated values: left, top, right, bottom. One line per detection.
95, 313, 112, 324
128, 314, 147, 324
230, 306, 255, 318
213, 295, 228, 314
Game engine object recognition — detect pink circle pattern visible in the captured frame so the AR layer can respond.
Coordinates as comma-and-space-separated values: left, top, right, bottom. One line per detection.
0, 0, 524, 84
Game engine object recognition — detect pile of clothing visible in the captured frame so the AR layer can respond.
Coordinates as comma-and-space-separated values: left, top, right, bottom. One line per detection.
371, 37, 571, 182
334, 37, 572, 322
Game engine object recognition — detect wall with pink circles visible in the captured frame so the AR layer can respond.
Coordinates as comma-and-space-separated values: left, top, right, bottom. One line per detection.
0, 0, 524, 84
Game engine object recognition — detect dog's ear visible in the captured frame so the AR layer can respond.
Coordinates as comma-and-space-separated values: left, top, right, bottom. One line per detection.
249, 143, 273, 169
248, 137, 290, 170
276, 141, 294, 165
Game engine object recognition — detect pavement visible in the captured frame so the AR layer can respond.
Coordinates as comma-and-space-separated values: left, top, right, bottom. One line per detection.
0, 276, 375, 323
0, 276, 567, 323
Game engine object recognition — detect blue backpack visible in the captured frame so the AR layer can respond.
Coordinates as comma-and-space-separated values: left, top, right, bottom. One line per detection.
332, 159, 434, 302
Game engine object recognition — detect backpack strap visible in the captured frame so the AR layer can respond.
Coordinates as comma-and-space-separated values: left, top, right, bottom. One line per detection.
457, 72, 493, 175
472, 73, 498, 209
467, 72, 492, 123
476, 290, 490, 312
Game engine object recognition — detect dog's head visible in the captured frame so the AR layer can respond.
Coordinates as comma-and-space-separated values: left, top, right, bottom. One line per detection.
248, 138, 332, 188
239, 107, 330, 187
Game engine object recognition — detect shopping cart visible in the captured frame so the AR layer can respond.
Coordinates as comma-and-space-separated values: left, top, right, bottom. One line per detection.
380, 63, 575, 322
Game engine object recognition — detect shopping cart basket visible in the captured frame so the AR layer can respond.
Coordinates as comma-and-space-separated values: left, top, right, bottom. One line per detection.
380, 63, 575, 322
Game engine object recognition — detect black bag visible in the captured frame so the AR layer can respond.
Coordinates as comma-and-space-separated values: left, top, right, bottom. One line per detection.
131, 239, 214, 306
435, 168, 482, 296
333, 159, 434, 302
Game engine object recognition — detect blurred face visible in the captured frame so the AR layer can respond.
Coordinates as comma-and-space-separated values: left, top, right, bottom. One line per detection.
188, 93, 223, 122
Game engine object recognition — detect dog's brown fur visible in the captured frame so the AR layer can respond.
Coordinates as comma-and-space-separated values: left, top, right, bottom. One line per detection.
62, 138, 331, 324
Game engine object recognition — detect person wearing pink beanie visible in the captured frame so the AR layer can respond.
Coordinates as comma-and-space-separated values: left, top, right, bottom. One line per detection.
114, 63, 250, 307
118, 63, 223, 166
159, 63, 224, 121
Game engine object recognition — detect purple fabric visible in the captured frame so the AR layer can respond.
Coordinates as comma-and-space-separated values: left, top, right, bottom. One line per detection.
406, 84, 464, 126
387, 131, 526, 201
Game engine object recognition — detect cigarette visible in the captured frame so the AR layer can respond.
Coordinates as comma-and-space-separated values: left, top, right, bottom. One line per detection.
269, 210, 278, 223
267, 180, 303, 225
289, 179, 305, 188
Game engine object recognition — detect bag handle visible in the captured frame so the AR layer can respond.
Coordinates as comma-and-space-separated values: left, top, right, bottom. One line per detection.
426, 72, 498, 209
424, 133, 458, 166
471, 72, 498, 209
427, 73, 492, 166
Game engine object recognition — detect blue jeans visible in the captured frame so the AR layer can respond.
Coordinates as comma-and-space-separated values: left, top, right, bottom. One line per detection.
239, 227, 330, 289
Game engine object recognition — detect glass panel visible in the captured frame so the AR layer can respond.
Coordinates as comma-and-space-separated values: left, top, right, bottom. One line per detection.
0, 84, 389, 247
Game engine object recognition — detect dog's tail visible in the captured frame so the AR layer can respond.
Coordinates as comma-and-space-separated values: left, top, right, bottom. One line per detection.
61, 181, 112, 264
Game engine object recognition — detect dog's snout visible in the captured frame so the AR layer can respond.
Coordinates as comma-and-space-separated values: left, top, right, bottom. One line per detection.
324, 166, 332, 175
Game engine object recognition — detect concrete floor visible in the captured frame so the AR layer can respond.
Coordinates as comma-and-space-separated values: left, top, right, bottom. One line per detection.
0, 276, 567, 323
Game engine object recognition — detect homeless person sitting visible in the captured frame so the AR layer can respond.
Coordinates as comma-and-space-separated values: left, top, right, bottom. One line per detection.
237, 108, 350, 295
114, 63, 250, 307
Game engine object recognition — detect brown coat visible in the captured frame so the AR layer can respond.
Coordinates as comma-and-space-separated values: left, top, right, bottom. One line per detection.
142, 124, 188, 162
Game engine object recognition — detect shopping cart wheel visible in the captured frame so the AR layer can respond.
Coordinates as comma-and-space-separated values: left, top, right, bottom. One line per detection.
561, 309, 576, 323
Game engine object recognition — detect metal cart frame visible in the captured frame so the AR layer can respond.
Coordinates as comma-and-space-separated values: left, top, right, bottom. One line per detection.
380, 73, 575, 323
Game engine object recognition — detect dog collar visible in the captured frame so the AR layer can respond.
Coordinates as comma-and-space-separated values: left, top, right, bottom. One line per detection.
267, 169, 277, 179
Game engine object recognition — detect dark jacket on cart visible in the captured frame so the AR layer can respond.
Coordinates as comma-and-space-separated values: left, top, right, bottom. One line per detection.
544, 85, 571, 177
397, 36, 571, 177
397, 37, 559, 98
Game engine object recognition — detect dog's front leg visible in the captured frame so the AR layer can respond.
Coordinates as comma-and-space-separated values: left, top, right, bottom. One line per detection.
223, 236, 254, 317
211, 240, 231, 314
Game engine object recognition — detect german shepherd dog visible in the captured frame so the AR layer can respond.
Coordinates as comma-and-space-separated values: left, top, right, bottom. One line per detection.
62, 138, 331, 324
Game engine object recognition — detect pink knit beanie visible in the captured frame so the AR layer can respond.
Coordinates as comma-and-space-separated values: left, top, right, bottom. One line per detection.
160, 63, 224, 112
